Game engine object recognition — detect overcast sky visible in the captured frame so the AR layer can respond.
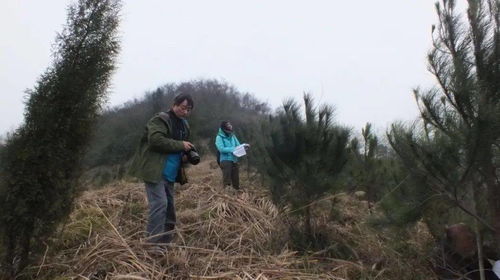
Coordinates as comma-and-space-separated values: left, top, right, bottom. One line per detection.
1, 0, 454, 136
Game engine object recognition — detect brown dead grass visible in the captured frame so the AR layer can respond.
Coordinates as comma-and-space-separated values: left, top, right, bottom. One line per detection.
29, 160, 436, 280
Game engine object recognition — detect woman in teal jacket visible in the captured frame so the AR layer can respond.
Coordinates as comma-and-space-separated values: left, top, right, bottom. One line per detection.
215, 121, 243, 189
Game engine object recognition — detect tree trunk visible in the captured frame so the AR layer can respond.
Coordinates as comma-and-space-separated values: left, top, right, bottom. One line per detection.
473, 185, 486, 280
305, 205, 313, 240
484, 158, 500, 252
2, 231, 16, 279
475, 220, 486, 280
486, 178, 500, 251
18, 224, 34, 276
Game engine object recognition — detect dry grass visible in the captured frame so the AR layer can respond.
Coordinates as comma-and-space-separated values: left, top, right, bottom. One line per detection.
28, 160, 436, 279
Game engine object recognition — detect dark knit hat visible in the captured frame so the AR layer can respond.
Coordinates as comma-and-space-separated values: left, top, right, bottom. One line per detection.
220, 121, 233, 132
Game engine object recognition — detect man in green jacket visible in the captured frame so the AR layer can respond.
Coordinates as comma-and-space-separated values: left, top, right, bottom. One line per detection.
129, 93, 194, 244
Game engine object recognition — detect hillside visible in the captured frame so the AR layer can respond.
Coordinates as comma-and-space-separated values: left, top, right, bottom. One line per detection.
29, 159, 435, 280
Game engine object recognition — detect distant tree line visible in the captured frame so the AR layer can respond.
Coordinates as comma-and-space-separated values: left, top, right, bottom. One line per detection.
83, 79, 270, 173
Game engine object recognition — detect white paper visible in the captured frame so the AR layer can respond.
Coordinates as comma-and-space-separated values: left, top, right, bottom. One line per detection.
232, 144, 248, 157
494, 260, 500, 278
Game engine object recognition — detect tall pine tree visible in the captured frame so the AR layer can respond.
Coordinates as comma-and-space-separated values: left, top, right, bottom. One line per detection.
348, 123, 384, 203
260, 94, 350, 244
388, 0, 499, 248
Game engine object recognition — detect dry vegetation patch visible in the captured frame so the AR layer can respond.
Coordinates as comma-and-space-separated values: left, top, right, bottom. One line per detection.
29, 161, 435, 279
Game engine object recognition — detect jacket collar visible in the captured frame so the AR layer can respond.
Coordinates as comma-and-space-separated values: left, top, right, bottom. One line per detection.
168, 110, 182, 121
218, 128, 232, 138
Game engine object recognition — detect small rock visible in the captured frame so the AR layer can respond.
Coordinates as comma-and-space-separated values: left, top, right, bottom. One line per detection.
354, 191, 366, 200
209, 161, 219, 169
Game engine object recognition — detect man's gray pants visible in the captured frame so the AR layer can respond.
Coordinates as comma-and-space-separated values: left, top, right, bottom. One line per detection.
144, 179, 176, 243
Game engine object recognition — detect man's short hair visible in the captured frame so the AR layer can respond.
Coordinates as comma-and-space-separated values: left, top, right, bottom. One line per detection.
173, 93, 194, 109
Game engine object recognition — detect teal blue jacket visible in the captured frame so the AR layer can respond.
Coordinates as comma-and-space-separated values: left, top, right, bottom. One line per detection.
215, 128, 241, 163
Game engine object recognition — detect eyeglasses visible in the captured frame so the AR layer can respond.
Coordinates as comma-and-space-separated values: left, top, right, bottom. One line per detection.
179, 105, 192, 112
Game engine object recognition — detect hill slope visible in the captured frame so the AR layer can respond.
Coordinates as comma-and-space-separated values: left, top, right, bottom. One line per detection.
30, 160, 435, 279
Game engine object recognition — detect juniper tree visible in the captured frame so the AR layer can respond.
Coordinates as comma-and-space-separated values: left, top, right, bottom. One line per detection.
260, 94, 350, 241
0, 0, 121, 275
387, 0, 500, 248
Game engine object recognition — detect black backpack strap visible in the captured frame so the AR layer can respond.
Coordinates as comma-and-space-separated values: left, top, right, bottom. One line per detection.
182, 119, 190, 139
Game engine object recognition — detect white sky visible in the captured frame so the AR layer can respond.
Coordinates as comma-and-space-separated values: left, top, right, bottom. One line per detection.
1, 0, 452, 136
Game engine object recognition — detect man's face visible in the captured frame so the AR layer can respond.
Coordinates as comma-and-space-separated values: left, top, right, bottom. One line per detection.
172, 100, 192, 119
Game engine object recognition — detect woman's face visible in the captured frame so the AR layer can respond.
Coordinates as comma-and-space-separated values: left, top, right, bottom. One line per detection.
224, 122, 233, 131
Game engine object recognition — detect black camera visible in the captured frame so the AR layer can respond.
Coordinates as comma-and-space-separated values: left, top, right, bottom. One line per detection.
186, 147, 200, 165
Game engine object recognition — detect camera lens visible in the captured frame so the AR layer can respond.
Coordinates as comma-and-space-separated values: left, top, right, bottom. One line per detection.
188, 149, 200, 165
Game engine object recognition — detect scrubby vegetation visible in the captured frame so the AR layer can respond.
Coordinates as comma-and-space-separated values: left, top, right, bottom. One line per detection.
0, 0, 498, 278
26, 160, 435, 280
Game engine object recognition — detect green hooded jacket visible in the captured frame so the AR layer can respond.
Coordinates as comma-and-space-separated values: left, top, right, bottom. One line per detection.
128, 112, 190, 184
